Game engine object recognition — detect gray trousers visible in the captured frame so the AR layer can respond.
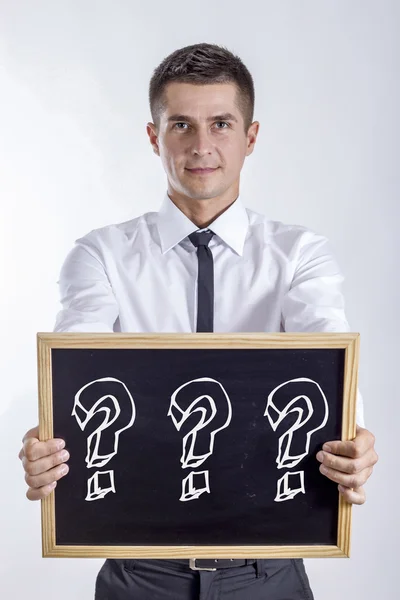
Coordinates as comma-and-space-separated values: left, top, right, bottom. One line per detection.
94, 558, 315, 599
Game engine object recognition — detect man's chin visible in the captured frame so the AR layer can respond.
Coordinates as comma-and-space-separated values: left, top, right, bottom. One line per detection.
174, 192, 212, 202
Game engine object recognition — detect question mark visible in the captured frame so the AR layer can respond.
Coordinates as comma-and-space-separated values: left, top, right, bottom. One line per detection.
168, 377, 232, 502
264, 377, 328, 502
72, 376, 136, 501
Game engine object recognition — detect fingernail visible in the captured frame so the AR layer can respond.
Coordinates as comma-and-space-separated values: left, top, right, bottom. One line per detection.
316, 451, 324, 462
60, 464, 69, 475
60, 450, 69, 461
323, 444, 332, 452
49, 481, 57, 489
56, 440, 65, 450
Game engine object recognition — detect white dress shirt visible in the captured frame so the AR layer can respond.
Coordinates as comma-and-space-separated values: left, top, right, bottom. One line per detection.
54, 190, 365, 426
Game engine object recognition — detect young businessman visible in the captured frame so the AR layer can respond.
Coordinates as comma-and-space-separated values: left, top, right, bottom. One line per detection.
19, 43, 378, 599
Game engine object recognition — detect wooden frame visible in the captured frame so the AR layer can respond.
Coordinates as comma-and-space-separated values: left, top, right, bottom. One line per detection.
37, 332, 359, 559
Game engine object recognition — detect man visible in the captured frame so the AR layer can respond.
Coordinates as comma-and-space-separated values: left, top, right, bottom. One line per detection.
19, 43, 378, 599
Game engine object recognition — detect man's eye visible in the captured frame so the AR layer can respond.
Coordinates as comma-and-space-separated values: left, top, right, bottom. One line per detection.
173, 122, 229, 130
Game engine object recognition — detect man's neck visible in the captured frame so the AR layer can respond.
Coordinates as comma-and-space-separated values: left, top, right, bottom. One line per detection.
167, 190, 239, 228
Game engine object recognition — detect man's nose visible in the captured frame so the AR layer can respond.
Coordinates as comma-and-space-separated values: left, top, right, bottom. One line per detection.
190, 128, 214, 155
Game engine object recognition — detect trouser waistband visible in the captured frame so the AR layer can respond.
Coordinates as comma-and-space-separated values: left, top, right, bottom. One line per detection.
163, 558, 257, 571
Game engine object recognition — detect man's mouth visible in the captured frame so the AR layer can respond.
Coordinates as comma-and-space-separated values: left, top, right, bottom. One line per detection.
186, 167, 219, 174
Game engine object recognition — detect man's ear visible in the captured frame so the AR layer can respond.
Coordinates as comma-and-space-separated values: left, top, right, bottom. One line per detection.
147, 122, 160, 156
246, 121, 260, 156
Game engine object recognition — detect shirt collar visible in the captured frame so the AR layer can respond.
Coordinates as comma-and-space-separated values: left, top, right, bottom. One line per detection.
157, 191, 249, 256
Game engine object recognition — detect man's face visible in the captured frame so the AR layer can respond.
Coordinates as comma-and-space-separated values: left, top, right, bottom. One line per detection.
147, 82, 259, 202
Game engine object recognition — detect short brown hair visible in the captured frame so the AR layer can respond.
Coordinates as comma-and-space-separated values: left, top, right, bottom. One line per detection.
149, 43, 255, 134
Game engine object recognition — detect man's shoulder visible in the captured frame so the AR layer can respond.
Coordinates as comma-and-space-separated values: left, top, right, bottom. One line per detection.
74, 209, 157, 248
245, 205, 323, 244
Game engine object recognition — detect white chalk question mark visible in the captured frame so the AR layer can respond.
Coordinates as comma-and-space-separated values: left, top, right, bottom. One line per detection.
72, 377, 136, 501
264, 377, 329, 502
168, 377, 232, 502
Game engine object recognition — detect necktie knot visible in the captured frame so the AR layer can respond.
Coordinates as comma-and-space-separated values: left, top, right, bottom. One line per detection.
188, 229, 214, 248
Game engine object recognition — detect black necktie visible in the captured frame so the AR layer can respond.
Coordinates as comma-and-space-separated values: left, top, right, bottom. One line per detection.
188, 229, 215, 332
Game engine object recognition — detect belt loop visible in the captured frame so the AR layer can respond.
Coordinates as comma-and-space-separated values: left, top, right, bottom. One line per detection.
255, 559, 265, 578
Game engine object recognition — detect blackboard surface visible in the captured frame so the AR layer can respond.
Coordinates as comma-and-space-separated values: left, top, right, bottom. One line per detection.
51, 347, 344, 548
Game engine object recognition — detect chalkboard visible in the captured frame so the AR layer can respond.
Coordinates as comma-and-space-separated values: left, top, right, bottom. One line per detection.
37, 332, 359, 559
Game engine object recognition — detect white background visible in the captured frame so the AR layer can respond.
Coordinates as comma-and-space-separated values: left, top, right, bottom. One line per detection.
0, 1, 398, 598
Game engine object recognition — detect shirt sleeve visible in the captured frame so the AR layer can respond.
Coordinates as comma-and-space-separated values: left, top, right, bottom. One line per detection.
281, 229, 365, 428
53, 233, 119, 333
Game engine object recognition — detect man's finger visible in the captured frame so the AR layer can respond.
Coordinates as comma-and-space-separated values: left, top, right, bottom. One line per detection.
319, 463, 373, 488
22, 448, 70, 476
338, 485, 366, 505
26, 481, 57, 501
23, 437, 65, 462
24, 460, 69, 488
323, 440, 359, 458
316, 447, 378, 474
323, 427, 375, 458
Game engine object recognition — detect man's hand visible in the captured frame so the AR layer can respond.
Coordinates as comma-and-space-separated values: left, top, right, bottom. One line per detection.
316, 425, 378, 505
18, 426, 70, 500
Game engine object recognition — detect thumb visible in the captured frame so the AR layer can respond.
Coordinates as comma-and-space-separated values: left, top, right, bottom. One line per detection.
22, 425, 39, 444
